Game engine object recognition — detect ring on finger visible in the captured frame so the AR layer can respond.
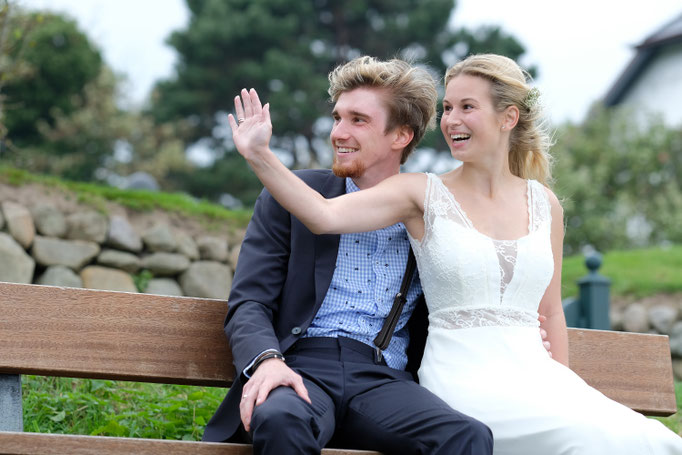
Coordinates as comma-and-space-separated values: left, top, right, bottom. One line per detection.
238, 117, 246, 124
242, 393, 248, 400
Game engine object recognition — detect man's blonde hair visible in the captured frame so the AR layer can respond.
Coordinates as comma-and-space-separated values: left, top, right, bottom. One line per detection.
328, 56, 438, 164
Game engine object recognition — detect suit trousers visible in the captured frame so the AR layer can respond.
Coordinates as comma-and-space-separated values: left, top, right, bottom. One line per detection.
248, 336, 493, 455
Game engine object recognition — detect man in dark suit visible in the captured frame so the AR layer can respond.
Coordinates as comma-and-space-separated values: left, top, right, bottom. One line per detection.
203, 56, 493, 454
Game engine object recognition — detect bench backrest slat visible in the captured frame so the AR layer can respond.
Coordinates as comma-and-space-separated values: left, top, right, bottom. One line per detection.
0, 282, 676, 416
567, 328, 676, 416
0, 282, 234, 386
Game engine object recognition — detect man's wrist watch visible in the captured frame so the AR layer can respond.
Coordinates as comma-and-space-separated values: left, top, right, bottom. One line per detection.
249, 349, 285, 375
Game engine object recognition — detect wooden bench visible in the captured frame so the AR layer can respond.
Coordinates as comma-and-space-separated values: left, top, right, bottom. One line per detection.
0, 281, 677, 454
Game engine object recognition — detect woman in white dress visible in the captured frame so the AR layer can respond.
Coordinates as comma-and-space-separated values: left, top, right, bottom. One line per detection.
229, 54, 682, 454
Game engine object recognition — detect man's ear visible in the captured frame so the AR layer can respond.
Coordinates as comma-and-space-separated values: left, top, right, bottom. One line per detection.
392, 125, 414, 150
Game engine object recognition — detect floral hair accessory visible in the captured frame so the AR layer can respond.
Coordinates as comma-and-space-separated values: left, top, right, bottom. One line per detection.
523, 87, 540, 110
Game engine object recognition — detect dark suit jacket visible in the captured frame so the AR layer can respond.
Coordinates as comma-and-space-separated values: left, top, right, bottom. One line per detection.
202, 169, 427, 443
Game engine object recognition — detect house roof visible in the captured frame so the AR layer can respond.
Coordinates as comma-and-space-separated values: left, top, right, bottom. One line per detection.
604, 12, 682, 106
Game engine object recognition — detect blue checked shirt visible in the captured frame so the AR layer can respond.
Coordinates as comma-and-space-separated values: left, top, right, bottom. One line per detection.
302, 178, 423, 370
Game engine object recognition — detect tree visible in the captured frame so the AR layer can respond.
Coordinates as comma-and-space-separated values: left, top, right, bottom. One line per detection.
0, 1, 40, 149
151, 0, 533, 170
552, 106, 682, 254
0, 5, 194, 185
1, 9, 102, 148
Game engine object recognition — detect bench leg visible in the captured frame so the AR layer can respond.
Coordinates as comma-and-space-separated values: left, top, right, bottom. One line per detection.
0, 374, 23, 431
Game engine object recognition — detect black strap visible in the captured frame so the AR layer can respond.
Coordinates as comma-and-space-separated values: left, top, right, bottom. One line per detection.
373, 248, 417, 358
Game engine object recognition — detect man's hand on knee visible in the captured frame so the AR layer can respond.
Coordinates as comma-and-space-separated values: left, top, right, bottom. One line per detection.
240, 359, 311, 432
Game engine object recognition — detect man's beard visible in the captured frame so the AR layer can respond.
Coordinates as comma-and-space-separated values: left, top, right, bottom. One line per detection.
332, 156, 365, 179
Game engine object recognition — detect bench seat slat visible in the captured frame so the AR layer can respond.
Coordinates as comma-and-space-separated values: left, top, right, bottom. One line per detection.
0, 432, 381, 455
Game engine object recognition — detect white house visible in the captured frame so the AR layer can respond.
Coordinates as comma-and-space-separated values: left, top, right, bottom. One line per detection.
604, 12, 682, 127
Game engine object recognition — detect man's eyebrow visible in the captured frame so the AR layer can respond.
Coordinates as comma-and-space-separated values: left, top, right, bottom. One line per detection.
348, 110, 370, 118
331, 109, 371, 120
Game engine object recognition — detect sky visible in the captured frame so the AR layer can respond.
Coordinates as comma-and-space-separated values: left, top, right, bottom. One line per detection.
19, 0, 682, 125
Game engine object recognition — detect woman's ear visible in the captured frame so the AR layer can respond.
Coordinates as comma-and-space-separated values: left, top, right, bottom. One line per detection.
393, 125, 414, 150
502, 105, 520, 131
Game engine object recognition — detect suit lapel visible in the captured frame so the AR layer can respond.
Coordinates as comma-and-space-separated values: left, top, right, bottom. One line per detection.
313, 173, 345, 311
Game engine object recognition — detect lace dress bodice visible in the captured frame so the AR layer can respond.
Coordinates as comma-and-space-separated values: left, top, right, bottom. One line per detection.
408, 173, 554, 330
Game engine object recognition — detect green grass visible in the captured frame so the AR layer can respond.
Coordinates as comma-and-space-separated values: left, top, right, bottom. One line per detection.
22, 376, 682, 439
655, 381, 682, 436
562, 245, 682, 299
0, 165, 253, 228
22, 376, 227, 440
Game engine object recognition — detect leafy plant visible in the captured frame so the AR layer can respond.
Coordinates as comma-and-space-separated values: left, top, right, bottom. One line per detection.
22, 376, 227, 440
132, 270, 154, 293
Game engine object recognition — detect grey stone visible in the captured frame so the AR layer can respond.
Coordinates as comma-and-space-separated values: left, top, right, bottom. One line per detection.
141, 252, 190, 276
81, 266, 137, 293
621, 303, 649, 333
31, 204, 67, 237
37, 265, 83, 288
98, 249, 141, 274
672, 359, 682, 381
197, 235, 229, 262
107, 215, 142, 252
180, 261, 232, 299
609, 307, 624, 332
0, 232, 35, 283
648, 305, 678, 335
2, 201, 35, 249
67, 211, 108, 243
32, 236, 100, 270
144, 278, 184, 297
123, 171, 159, 191
228, 244, 241, 270
669, 322, 682, 357
671, 321, 682, 338
175, 231, 199, 260
142, 224, 176, 252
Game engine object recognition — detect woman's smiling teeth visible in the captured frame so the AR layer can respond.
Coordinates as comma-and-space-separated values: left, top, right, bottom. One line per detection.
451, 133, 471, 142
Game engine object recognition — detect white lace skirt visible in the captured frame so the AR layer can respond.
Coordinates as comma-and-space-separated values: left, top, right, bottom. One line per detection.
418, 325, 682, 455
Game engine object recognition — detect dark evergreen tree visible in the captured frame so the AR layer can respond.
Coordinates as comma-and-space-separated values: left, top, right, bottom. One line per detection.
151, 0, 534, 170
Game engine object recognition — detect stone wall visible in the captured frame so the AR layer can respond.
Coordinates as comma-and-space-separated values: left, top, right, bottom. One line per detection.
0, 195, 244, 300
610, 295, 682, 380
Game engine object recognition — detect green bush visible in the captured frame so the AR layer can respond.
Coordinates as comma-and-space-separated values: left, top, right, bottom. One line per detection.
552, 107, 682, 254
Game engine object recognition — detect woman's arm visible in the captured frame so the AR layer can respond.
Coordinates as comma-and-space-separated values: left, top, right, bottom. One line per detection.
229, 88, 421, 234
538, 188, 569, 367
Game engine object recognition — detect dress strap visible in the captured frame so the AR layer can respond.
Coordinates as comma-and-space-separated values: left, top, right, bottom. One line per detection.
528, 180, 552, 231
422, 172, 436, 220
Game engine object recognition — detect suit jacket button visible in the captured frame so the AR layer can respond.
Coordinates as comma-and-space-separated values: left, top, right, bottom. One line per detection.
291, 326, 302, 335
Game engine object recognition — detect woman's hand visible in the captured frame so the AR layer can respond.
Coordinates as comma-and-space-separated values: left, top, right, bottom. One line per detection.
228, 88, 273, 162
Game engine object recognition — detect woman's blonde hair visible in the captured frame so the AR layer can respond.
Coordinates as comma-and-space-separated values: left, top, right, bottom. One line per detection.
445, 54, 553, 186
328, 56, 438, 164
